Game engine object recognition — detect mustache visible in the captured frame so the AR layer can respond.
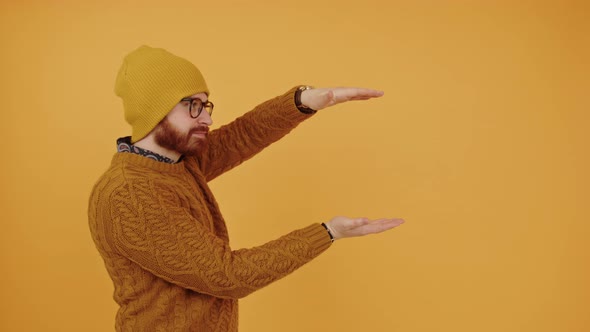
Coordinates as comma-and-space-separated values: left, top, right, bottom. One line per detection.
189, 126, 209, 135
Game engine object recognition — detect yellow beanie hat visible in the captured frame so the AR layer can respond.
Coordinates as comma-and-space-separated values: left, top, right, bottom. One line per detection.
114, 45, 210, 142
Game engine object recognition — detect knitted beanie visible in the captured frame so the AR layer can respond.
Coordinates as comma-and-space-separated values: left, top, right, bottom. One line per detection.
114, 45, 210, 142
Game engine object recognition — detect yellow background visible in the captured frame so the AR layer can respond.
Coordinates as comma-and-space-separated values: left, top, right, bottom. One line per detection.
1, 0, 588, 331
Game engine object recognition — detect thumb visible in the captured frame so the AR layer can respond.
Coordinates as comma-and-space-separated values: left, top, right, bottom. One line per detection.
317, 90, 335, 109
326, 90, 336, 105
355, 217, 369, 226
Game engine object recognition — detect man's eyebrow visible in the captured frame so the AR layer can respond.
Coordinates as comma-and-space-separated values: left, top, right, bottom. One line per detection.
182, 96, 208, 102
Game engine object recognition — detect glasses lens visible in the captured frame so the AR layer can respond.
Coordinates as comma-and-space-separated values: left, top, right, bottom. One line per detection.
190, 99, 203, 117
205, 101, 214, 115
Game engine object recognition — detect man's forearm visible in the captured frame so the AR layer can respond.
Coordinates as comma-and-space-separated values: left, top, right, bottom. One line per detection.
199, 86, 314, 181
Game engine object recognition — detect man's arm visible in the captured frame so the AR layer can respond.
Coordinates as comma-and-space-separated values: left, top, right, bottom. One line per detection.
100, 182, 332, 299
95, 180, 404, 300
198, 86, 311, 181
197, 86, 385, 181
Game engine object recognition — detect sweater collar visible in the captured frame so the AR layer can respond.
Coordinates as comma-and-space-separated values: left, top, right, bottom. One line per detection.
111, 150, 188, 174
116, 136, 183, 164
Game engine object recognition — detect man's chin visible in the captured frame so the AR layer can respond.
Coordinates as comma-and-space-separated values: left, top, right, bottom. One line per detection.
182, 138, 208, 156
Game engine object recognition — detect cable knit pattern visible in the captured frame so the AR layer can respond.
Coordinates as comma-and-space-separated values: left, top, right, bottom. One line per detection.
88, 87, 332, 331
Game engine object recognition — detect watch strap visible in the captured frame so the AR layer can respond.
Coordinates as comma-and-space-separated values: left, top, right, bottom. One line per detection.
294, 86, 317, 114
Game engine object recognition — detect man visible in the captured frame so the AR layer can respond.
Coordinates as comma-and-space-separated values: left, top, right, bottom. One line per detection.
88, 45, 404, 331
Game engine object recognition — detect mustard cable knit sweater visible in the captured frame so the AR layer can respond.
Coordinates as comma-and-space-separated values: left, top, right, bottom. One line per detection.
88, 87, 332, 331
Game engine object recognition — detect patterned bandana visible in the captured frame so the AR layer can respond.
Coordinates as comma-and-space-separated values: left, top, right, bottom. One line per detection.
116, 136, 177, 164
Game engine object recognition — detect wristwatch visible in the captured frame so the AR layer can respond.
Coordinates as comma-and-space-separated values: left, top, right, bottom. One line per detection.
294, 85, 317, 114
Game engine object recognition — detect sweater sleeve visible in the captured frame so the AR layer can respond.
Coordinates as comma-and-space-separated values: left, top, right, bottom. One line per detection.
198, 86, 314, 181
103, 180, 332, 299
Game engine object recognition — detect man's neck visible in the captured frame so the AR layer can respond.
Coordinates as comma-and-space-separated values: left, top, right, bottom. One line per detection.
134, 136, 181, 162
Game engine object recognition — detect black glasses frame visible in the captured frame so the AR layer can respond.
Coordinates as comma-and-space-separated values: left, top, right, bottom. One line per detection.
180, 98, 214, 118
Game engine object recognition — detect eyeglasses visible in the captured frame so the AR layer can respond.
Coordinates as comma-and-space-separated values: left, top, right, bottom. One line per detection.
180, 97, 214, 118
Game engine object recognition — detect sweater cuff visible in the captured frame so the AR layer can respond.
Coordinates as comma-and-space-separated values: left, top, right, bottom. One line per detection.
301, 223, 333, 256
275, 86, 316, 124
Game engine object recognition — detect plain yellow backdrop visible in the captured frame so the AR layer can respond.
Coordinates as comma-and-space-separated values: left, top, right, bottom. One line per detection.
1, 0, 588, 331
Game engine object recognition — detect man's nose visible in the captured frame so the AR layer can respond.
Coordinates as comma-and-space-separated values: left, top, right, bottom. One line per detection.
197, 111, 213, 126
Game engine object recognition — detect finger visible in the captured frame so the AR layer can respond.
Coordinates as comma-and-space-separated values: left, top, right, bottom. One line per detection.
345, 88, 384, 98
361, 218, 405, 234
367, 218, 403, 224
373, 218, 405, 227
348, 96, 374, 101
336, 89, 383, 103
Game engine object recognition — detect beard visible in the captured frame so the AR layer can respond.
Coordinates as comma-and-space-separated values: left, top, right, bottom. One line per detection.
154, 118, 209, 157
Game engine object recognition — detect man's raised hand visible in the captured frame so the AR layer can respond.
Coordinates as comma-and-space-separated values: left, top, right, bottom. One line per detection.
325, 216, 404, 240
300, 87, 384, 111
